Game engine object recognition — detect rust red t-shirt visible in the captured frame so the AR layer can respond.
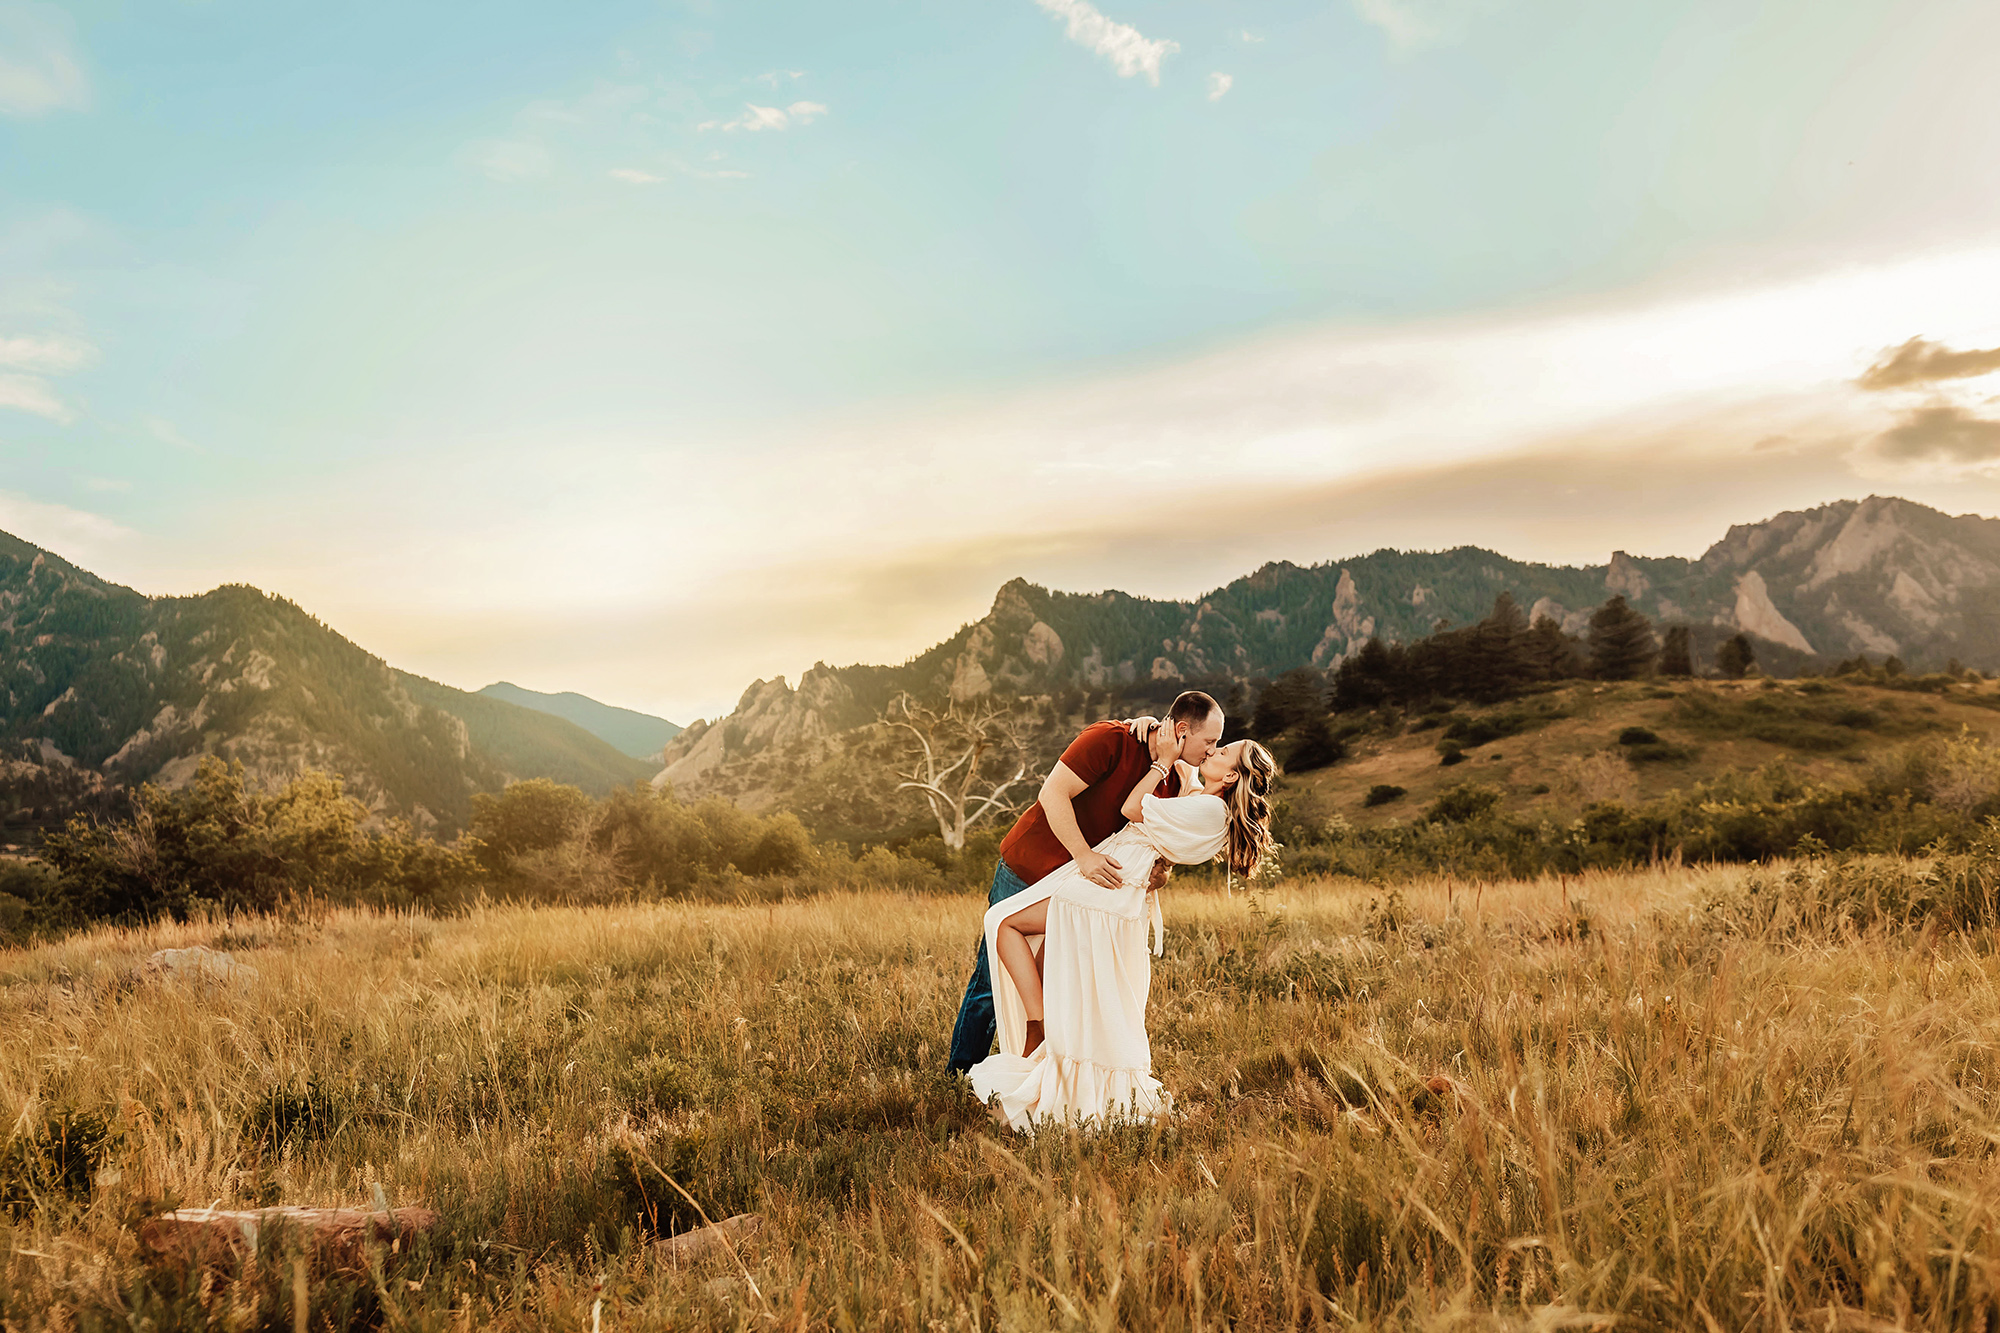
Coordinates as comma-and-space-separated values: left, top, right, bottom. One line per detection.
999, 720, 1182, 886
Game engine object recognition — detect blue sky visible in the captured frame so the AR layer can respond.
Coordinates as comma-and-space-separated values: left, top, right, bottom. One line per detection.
5, 0, 2000, 721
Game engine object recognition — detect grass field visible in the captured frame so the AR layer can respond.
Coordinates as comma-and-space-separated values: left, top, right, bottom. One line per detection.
1, 866, 1996, 1329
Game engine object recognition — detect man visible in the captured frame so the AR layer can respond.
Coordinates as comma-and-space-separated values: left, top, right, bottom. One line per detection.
946, 690, 1225, 1073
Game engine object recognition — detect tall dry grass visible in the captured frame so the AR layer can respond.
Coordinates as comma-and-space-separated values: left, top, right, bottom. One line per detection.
0, 864, 1995, 1329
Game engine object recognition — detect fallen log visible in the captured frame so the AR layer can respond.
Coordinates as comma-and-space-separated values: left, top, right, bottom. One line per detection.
138, 1205, 438, 1274
653, 1213, 762, 1267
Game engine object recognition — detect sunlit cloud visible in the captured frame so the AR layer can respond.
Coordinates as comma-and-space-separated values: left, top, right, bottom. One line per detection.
1859, 336, 2000, 391
752, 70, 805, 88
203, 244, 2000, 721
1207, 72, 1233, 101
0, 2, 88, 116
1872, 404, 2000, 464
1032, 0, 1179, 86
608, 167, 665, 185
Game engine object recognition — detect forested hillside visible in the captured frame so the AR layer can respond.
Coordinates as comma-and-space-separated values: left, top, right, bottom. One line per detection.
0, 532, 649, 837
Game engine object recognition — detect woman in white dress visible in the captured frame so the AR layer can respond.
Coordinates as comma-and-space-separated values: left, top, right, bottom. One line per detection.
967, 735, 1277, 1131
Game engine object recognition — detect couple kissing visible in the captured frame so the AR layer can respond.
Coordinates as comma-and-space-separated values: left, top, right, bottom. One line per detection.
946, 690, 1276, 1131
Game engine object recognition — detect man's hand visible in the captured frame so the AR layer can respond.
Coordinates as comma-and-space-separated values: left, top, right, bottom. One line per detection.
1076, 848, 1124, 890
1144, 860, 1171, 894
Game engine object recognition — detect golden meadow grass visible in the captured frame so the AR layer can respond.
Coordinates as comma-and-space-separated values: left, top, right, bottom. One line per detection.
1, 866, 1996, 1330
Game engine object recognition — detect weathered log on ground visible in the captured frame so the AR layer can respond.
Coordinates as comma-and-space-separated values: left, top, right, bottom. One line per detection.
138, 1206, 438, 1274
653, 1213, 762, 1266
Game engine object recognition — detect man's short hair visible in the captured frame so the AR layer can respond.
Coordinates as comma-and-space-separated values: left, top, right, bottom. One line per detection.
1167, 690, 1220, 728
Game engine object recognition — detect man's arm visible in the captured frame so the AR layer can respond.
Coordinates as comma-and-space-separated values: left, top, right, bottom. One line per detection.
1040, 762, 1124, 889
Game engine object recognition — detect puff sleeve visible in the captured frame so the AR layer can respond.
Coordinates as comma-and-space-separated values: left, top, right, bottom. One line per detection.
1137, 792, 1228, 865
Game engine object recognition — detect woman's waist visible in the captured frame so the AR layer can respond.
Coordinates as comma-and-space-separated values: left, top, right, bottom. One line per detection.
1050, 882, 1154, 918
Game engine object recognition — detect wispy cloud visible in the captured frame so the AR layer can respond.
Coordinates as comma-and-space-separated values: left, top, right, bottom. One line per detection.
752, 70, 805, 88
0, 489, 130, 555
0, 2, 88, 117
465, 138, 552, 182
1207, 72, 1233, 101
698, 101, 827, 132
608, 167, 665, 185
1233, 29, 1264, 43
0, 330, 92, 373
0, 371, 68, 421
0, 328, 90, 422
146, 416, 202, 452
1032, 0, 1179, 86
1350, 0, 1480, 50
1859, 336, 2000, 391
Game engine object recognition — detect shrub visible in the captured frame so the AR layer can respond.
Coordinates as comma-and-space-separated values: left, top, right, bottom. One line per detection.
1617, 726, 1661, 746
1423, 783, 1502, 825
1363, 784, 1406, 808
0, 1108, 113, 1219
1436, 741, 1466, 767
39, 759, 480, 923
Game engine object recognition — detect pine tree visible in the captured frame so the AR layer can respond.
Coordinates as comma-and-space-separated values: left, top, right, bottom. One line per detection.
1332, 638, 1395, 712
1587, 596, 1658, 680
1467, 592, 1534, 700
1524, 615, 1583, 681
1658, 625, 1693, 677
1715, 633, 1756, 679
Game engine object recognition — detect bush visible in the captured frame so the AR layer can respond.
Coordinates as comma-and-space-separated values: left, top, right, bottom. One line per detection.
1436, 741, 1466, 767
39, 759, 480, 923
1423, 784, 1502, 825
1363, 784, 1406, 808
0, 1108, 113, 1219
1617, 726, 1660, 746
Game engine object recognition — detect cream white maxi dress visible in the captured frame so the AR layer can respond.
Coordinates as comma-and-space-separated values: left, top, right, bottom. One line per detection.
967, 788, 1228, 1131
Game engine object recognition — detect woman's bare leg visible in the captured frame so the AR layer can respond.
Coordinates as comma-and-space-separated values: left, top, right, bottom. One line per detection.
995, 897, 1050, 1055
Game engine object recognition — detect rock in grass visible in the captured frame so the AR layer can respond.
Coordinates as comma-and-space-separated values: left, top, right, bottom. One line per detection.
654, 1213, 762, 1267
145, 946, 257, 985
138, 1205, 436, 1274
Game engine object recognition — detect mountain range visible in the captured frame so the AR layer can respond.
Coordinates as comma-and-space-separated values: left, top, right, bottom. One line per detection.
655, 496, 2000, 803
0, 532, 652, 838
6, 494, 1996, 839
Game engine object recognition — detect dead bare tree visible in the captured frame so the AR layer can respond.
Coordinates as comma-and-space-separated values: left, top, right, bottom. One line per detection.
885, 692, 1033, 849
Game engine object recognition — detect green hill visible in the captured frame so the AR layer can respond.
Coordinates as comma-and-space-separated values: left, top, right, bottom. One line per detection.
1289, 674, 2000, 827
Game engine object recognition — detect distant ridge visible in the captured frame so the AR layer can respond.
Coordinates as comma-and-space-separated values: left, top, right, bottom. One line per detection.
477, 681, 682, 760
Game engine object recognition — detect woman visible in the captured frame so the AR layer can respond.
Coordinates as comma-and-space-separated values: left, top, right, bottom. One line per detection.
967, 735, 1277, 1131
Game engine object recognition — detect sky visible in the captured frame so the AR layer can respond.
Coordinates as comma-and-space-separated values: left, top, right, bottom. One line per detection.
5, 0, 2000, 724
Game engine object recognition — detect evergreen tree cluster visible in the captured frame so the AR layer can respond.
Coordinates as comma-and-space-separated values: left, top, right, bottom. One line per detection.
1331, 592, 1684, 712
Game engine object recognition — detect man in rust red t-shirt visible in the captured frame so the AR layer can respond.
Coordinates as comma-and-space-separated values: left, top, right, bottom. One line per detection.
946, 690, 1225, 1072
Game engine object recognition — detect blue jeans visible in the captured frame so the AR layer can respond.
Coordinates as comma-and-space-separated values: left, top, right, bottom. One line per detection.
947, 859, 1030, 1072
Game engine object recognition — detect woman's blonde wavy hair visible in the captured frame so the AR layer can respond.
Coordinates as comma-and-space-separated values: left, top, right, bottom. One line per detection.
1222, 739, 1278, 877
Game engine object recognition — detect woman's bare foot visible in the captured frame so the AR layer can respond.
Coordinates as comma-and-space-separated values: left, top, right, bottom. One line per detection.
1023, 1019, 1045, 1057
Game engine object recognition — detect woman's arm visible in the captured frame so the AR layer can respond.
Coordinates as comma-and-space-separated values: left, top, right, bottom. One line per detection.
1120, 725, 1180, 822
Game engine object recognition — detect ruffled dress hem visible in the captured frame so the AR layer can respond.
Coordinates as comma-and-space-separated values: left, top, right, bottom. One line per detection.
967, 1050, 1172, 1133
